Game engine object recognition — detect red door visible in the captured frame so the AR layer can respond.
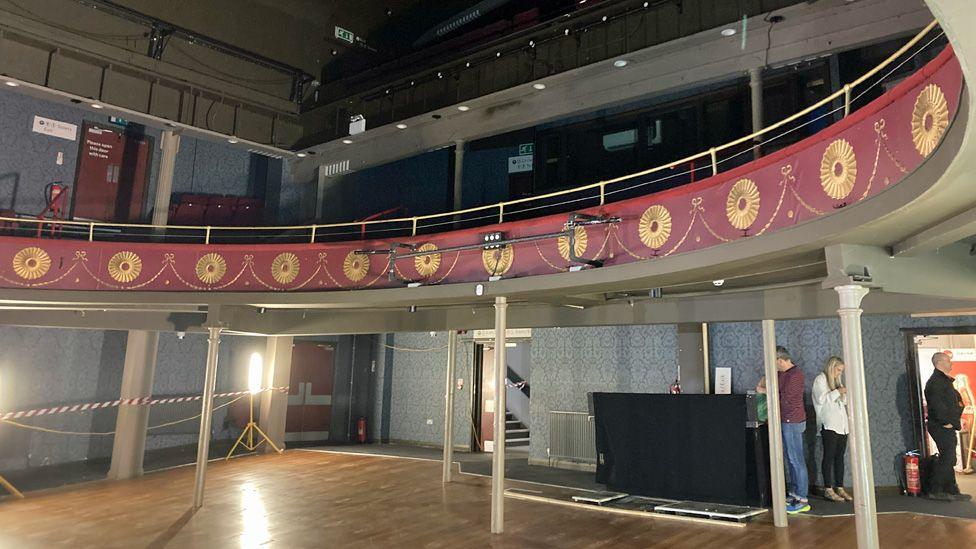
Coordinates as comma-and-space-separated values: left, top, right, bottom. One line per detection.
72, 123, 152, 222
285, 343, 334, 443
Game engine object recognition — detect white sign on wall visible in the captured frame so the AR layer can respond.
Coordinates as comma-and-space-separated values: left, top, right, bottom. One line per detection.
508, 154, 533, 173
32, 115, 77, 141
715, 367, 732, 394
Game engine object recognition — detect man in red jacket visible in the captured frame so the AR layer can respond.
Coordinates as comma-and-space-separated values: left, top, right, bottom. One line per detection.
776, 346, 809, 514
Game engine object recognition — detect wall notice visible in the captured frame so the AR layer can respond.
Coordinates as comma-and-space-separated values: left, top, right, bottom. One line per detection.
715, 368, 732, 394
508, 155, 532, 173
32, 115, 77, 141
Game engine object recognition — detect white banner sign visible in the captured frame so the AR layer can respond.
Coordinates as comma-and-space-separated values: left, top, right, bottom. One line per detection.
32, 115, 77, 141
508, 155, 533, 173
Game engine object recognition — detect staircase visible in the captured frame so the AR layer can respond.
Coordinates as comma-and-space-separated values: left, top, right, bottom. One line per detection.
505, 410, 530, 448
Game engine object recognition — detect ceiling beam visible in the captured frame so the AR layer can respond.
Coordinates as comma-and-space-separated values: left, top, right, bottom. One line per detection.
891, 206, 976, 256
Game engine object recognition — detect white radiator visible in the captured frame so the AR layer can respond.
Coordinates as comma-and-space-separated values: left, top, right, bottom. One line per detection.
548, 411, 596, 465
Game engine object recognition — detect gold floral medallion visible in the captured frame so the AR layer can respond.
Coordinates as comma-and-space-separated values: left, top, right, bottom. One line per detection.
557, 226, 588, 261
271, 252, 300, 284
638, 205, 672, 249
12, 247, 51, 280
195, 253, 227, 285
414, 243, 441, 277
820, 139, 857, 199
107, 251, 142, 283
482, 245, 514, 275
343, 251, 370, 282
911, 83, 949, 157
726, 178, 761, 230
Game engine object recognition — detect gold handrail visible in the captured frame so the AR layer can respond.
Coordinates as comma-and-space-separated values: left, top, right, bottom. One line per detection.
3, 21, 942, 243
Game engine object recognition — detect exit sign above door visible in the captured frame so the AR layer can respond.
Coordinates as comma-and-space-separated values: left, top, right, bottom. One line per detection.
518, 143, 534, 156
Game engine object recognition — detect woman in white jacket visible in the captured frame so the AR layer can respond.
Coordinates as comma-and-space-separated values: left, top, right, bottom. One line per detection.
812, 356, 854, 503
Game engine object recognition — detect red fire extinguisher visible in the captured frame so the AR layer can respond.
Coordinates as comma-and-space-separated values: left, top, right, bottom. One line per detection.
904, 451, 921, 496
356, 417, 367, 443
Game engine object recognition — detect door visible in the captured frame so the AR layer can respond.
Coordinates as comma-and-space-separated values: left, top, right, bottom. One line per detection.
72, 122, 152, 222
285, 342, 335, 443
480, 346, 497, 452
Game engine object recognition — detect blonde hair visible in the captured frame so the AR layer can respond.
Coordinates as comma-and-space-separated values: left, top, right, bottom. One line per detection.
823, 356, 845, 391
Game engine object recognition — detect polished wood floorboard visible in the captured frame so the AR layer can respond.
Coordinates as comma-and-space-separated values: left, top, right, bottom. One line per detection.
0, 449, 973, 548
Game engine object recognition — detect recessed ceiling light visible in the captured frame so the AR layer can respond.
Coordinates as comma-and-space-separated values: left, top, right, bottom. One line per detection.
91, 103, 103, 109
529, 40, 535, 47
495, 52, 501, 57
721, 28, 736, 37
457, 105, 470, 112
712, 279, 725, 287
296, 152, 307, 158
613, 59, 629, 68
4, 81, 18, 87
227, 136, 239, 143
342, 139, 353, 144
396, 123, 408, 129
533, 83, 546, 90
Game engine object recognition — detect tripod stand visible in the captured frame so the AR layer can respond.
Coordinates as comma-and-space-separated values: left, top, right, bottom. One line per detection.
226, 391, 282, 460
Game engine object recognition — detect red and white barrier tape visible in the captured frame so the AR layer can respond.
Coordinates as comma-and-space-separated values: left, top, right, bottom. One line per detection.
0, 386, 288, 421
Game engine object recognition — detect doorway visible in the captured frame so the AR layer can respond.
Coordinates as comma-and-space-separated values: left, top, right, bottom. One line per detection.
72, 122, 153, 222
470, 338, 532, 454
285, 342, 335, 443
906, 328, 976, 498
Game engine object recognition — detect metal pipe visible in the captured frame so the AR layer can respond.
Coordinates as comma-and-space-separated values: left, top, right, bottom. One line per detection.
490, 296, 508, 534
749, 67, 764, 159
443, 330, 458, 482
762, 319, 788, 527
836, 285, 879, 549
454, 140, 465, 212
192, 325, 222, 508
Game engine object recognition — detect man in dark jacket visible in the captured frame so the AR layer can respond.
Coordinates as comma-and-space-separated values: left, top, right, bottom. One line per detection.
924, 352, 970, 501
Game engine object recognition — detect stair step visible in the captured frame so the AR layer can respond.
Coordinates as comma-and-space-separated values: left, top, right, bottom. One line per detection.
505, 420, 521, 425
507, 438, 530, 446
506, 428, 529, 435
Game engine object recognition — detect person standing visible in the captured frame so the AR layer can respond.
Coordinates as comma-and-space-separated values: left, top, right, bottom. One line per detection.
812, 357, 853, 503
924, 352, 971, 501
758, 346, 809, 513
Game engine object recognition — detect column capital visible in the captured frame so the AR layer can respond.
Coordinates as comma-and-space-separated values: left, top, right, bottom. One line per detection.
835, 284, 869, 310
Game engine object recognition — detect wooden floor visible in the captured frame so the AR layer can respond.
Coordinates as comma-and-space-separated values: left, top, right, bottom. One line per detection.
0, 450, 974, 548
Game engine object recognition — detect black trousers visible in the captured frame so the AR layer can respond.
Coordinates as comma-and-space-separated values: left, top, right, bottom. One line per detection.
821, 428, 847, 488
927, 423, 960, 495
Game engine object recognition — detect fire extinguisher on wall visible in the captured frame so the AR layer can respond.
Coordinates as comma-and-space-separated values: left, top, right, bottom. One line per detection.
357, 417, 367, 444
904, 451, 921, 496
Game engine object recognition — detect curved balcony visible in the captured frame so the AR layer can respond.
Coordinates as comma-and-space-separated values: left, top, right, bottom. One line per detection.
0, 22, 966, 306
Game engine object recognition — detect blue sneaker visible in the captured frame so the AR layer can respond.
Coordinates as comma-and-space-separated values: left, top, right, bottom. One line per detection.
787, 501, 811, 514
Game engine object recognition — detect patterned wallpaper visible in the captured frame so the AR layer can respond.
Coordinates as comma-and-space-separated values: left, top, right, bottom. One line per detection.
528, 326, 679, 462
0, 326, 265, 473
383, 332, 472, 447
709, 314, 976, 486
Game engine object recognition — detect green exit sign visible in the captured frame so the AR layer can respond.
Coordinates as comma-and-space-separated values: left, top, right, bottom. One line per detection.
335, 26, 354, 44
518, 143, 534, 156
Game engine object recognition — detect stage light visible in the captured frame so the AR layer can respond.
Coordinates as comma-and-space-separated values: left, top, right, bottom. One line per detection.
342, 139, 353, 144
533, 83, 546, 90
713, 279, 725, 287
396, 123, 408, 129
721, 28, 737, 37
4, 81, 18, 87
482, 231, 504, 250
457, 105, 470, 111
613, 59, 629, 68
248, 352, 262, 394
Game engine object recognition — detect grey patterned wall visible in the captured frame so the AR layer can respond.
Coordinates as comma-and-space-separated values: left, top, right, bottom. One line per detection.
708, 314, 976, 487
528, 326, 679, 462
0, 327, 265, 473
383, 332, 472, 447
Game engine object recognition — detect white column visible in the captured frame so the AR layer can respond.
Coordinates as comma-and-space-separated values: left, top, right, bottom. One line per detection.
453, 139, 465, 211
152, 130, 181, 229
443, 330, 459, 482
762, 319, 788, 527
258, 336, 293, 453
107, 330, 159, 480
490, 297, 508, 534
192, 325, 222, 508
836, 284, 879, 549
749, 67, 764, 159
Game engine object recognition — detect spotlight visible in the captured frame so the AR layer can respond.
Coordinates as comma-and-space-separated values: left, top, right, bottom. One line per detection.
529, 40, 535, 47
643, 1, 648, 7
564, 28, 570, 35
482, 231, 505, 250
342, 139, 353, 144
437, 72, 443, 78
465, 62, 471, 68
248, 352, 263, 394
457, 105, 470, 112
533, 83, 546, 90
713, 279, 725, 287
331, 49, 338, 56
721, 28, 736, 37
496, 52, 501, 57
396, 123, 408, 129
613, 59, 629, 68
602, 16, 607, 22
